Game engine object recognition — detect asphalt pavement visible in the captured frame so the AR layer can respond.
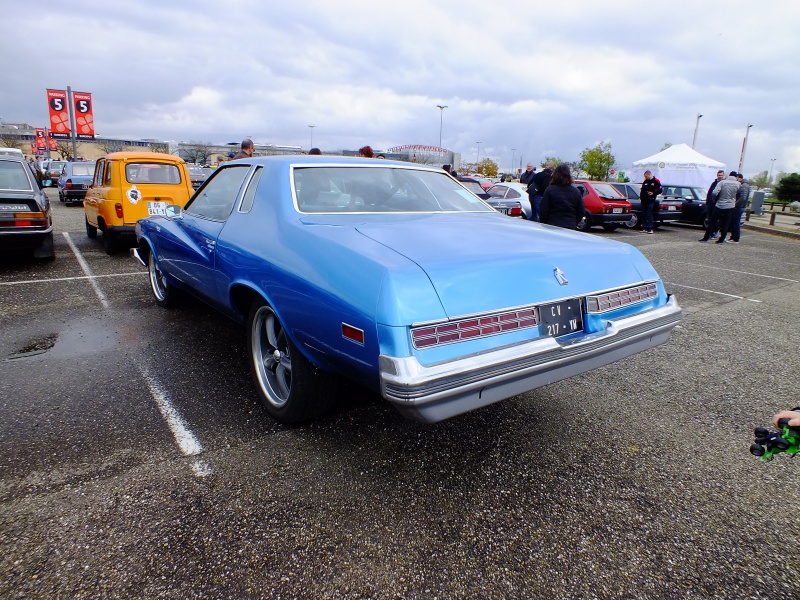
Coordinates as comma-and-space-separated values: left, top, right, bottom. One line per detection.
1, 190, 799, 599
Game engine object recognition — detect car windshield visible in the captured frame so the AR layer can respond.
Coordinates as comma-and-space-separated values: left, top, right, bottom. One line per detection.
71, 164, 95, 176
125, 163, 183, 184
0, 161, 33, 191
293, 166, 495, 214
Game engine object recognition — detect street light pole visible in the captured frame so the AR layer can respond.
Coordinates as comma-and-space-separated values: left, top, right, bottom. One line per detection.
692, 113, 703, 148
738, 123, 753, 174
769, 158, 777, 184
476, 141, 482, 164
308, 125, 315, 150
436, 105, 447, 148
511, 148, 516, 176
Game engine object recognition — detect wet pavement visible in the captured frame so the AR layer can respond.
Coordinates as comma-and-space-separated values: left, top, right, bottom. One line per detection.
1, 190, 799, 598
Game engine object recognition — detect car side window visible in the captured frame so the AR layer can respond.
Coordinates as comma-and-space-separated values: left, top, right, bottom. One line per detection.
104, 162, 113, 186
93, 161, 104, 187
239, 167, 263, 213
505, 188, 521, 199
185, 165, 250, 221
574, 184, 588, 198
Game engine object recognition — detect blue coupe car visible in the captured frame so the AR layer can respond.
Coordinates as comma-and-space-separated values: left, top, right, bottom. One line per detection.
132, 156, 682, 423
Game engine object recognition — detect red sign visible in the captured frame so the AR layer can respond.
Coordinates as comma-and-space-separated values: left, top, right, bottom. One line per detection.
47, 89, 71, 138
48, 135, 58, 150
610, 169, 616, 175
35, 128, 46, 149
72, 91, 95, 139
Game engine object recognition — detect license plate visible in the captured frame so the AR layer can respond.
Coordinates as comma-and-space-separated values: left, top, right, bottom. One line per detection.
667, 205, 676, 211
147, 201, 168, 216
612, 208, 622, 213
540, 298, 583, 338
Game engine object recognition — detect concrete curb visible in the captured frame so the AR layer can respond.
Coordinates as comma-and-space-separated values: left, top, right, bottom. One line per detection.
742, 223, 800, 240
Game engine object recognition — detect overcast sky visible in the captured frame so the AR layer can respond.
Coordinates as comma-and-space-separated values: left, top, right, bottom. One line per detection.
3, 0, 798, 177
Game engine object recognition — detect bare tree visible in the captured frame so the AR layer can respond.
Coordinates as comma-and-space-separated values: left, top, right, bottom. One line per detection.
181, 141, 213, 164
149, 141, 169, 154
56, 141, 74, 161
0, 132, 25, 150
96, 139, 126, 155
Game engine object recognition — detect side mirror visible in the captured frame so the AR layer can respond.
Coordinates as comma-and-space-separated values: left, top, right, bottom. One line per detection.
165, 205, 183, 219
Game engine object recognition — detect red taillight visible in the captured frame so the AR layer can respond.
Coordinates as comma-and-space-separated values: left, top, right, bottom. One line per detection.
411, 308, 539, 349
509, 206, 523, 216
65, 179, 73, 190
115, 203, 123, 218
0, 212, 48, 228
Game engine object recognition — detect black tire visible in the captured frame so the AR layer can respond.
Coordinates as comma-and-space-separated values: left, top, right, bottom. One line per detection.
103, 230, 118, 255
247, 299, 337, 423
602, 223, 619, 232
147, 248, 180, 308
85, 216, 97, 239
576, 212, 593, 231
624, 213, 639, 229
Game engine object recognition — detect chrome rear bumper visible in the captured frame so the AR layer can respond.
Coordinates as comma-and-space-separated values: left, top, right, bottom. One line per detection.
380, 295, 682, 423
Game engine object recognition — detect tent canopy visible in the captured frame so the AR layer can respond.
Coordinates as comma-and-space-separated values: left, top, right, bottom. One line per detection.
630, 143, 725, 188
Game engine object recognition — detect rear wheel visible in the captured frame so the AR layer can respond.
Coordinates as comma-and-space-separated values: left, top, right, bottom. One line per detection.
624, 213, 639, 229
85, 216, 97, 239
576, 212, 593, 231
247, 300, 337, 423
148, 249, 180, 308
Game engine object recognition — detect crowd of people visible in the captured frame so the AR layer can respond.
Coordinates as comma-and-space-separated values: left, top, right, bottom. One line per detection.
699, 170, 751, 244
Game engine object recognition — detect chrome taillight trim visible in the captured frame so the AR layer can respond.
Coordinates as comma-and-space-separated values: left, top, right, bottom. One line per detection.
585, 283, 658, 314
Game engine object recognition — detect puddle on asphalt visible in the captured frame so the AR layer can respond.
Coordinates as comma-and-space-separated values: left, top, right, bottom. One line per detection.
7, 317, 121, 361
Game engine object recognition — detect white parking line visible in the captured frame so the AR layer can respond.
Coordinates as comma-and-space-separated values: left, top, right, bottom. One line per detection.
666, 282, 762, 302
62, 232, 110, 309
0, 272, 146, 286
58, 233, 211, 477
661, 261, 799, 283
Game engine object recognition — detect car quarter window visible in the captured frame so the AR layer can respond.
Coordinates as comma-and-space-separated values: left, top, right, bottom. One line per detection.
574, 184, 588, 197
294, 166, 494, 213
93, 160, 105, 186
185, 165, 250, 221
239, 166, 263, 213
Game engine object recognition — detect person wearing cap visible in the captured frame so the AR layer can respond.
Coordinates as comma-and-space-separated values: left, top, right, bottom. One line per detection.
700, 171, 739, 243
727, 173, 750, 243
233, 138, 254, 160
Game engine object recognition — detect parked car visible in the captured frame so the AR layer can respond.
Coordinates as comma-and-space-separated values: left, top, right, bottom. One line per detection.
612, 182, 683, 229
572, 180, 633, 231
132, 156, 681, 424
57, 160, 96, 205
84, 152, 194, 254
459, 176, 524, 217
187, 164, 212, 189
486, 181, 532, 219
41, 160, 66, 187
660, 184, 711, 227
0, 155, 54, 260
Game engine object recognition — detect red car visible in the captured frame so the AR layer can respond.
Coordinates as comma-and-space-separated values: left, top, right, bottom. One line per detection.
572, 180, 633, 231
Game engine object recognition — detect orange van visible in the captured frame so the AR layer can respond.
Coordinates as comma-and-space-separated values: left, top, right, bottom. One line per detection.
84, 152, 194, 254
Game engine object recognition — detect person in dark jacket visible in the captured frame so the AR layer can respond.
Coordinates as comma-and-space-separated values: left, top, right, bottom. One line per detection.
529, 161, 554, 222
705, 170, 725, 238
727, 173, 750, 243
519, 163, 536, 217
639, 170, 662, 234
233, 138, 254, 160
539, 164, 585, 230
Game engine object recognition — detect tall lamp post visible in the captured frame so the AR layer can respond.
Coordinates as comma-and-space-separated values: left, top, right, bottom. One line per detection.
692, 113, 703, 148
738, 123, 753, 174
769, 158, 777, 184
511, 148, 516, 176
476, 141, 482, 164
436, 105, 447, 148
308, 125, 315, 150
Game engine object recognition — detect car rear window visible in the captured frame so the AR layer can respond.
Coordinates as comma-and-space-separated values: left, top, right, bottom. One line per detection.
0, 161, 33, 191
70, 164, 95, 177
591, 183, 625, 199
125, 163, 183, 185
293, 166, 495, 214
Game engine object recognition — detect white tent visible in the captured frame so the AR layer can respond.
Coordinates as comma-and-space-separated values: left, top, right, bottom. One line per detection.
630, 143, 726, 188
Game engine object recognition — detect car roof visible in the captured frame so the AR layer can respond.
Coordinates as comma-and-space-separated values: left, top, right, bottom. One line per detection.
103, 151, 186, 162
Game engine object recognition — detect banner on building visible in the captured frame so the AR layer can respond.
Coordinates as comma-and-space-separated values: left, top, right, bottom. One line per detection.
35, 128, 46, 149
46, 89, 70, 139
72, 91, 95, 140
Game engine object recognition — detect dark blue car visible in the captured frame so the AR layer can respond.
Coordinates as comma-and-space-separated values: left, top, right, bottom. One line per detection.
132, 156, 681, 424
